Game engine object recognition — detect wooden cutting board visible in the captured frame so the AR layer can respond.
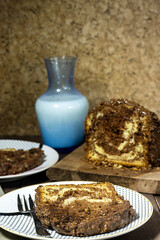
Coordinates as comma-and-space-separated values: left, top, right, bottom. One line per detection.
46, 144, 160, 194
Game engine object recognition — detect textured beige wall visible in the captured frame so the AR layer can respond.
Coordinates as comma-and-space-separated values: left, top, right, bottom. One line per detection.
0, 0, 160, 136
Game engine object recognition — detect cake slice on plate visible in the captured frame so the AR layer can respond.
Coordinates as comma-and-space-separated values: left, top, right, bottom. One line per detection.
0, 148, 44, 175
35, 182, 136, 236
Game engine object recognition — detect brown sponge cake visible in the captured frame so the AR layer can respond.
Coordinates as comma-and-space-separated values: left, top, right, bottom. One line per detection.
0, 148, 44, 176
35, 182, 136, 236
85, 98, 160, 170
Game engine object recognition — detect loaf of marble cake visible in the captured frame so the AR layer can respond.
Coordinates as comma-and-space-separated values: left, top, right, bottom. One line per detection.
85, 98, 160, 170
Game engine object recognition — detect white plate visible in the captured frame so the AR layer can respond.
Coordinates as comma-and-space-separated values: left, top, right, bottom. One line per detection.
0, 181, 153, 240
0, 139, 59, 182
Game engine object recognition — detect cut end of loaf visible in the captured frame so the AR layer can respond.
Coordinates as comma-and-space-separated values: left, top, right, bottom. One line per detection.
85, 98, 160, 170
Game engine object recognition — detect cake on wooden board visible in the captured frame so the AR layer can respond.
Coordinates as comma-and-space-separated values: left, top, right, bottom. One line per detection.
85, 98, 160, 170
35, 182, 136, 236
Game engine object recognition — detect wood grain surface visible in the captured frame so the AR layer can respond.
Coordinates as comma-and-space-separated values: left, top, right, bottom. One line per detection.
46, 144, 160, 194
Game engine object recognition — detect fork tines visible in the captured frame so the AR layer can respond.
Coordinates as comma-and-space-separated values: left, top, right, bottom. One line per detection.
17, 194, 50, 236
29, 194, 35, 211
17, 194, 33, 212
17, 194, 23, 211
23, 195, 29, 211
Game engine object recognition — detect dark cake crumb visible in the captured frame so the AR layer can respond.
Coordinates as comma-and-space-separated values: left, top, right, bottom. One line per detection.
0, 148, 44, 176
85, 98, 160, 170
35, 182, 136, 236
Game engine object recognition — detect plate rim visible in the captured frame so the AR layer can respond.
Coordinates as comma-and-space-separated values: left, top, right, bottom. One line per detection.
0, 181, 153, 240
0, 139, 59, 181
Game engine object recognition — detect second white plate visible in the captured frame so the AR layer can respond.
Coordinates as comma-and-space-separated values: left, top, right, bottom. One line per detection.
0, 139, 59, 182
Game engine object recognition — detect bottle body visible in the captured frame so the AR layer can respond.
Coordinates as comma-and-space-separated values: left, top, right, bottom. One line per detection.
36, 92, 88, 148
35, 56, 89, 151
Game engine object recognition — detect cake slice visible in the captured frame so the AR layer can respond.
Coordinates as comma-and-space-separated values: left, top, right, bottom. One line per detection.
85, 98, 160, 170
0, 148, 44, 176
35, 182, 136, 236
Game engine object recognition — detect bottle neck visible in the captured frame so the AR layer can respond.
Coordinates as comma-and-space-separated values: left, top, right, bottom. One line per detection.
45, 57, 77, 93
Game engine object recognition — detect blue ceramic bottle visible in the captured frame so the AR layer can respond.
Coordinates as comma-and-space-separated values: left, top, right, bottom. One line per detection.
35, 56, 89, 152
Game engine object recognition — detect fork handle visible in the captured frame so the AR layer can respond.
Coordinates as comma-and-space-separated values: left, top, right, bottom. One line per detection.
29, 211, 50, 236
0, 211, 30, 215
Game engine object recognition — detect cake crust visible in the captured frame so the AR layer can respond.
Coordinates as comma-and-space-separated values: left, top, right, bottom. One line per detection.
85, 98, 160, 170
35, 182, 136, 236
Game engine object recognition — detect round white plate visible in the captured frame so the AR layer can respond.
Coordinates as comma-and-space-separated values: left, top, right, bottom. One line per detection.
0, 139, 59, 182
0, 181, 153, 240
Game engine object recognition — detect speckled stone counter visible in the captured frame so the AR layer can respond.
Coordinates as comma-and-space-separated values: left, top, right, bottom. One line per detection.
0, 0, 159, 135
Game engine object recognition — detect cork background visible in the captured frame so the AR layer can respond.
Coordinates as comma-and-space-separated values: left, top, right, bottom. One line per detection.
0, 0, 160, 136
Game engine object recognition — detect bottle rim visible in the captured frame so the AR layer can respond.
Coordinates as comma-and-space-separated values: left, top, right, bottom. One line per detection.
44, 56, 77, 62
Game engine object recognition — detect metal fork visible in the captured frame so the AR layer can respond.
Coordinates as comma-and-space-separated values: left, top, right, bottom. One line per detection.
17, 194, 50, 236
